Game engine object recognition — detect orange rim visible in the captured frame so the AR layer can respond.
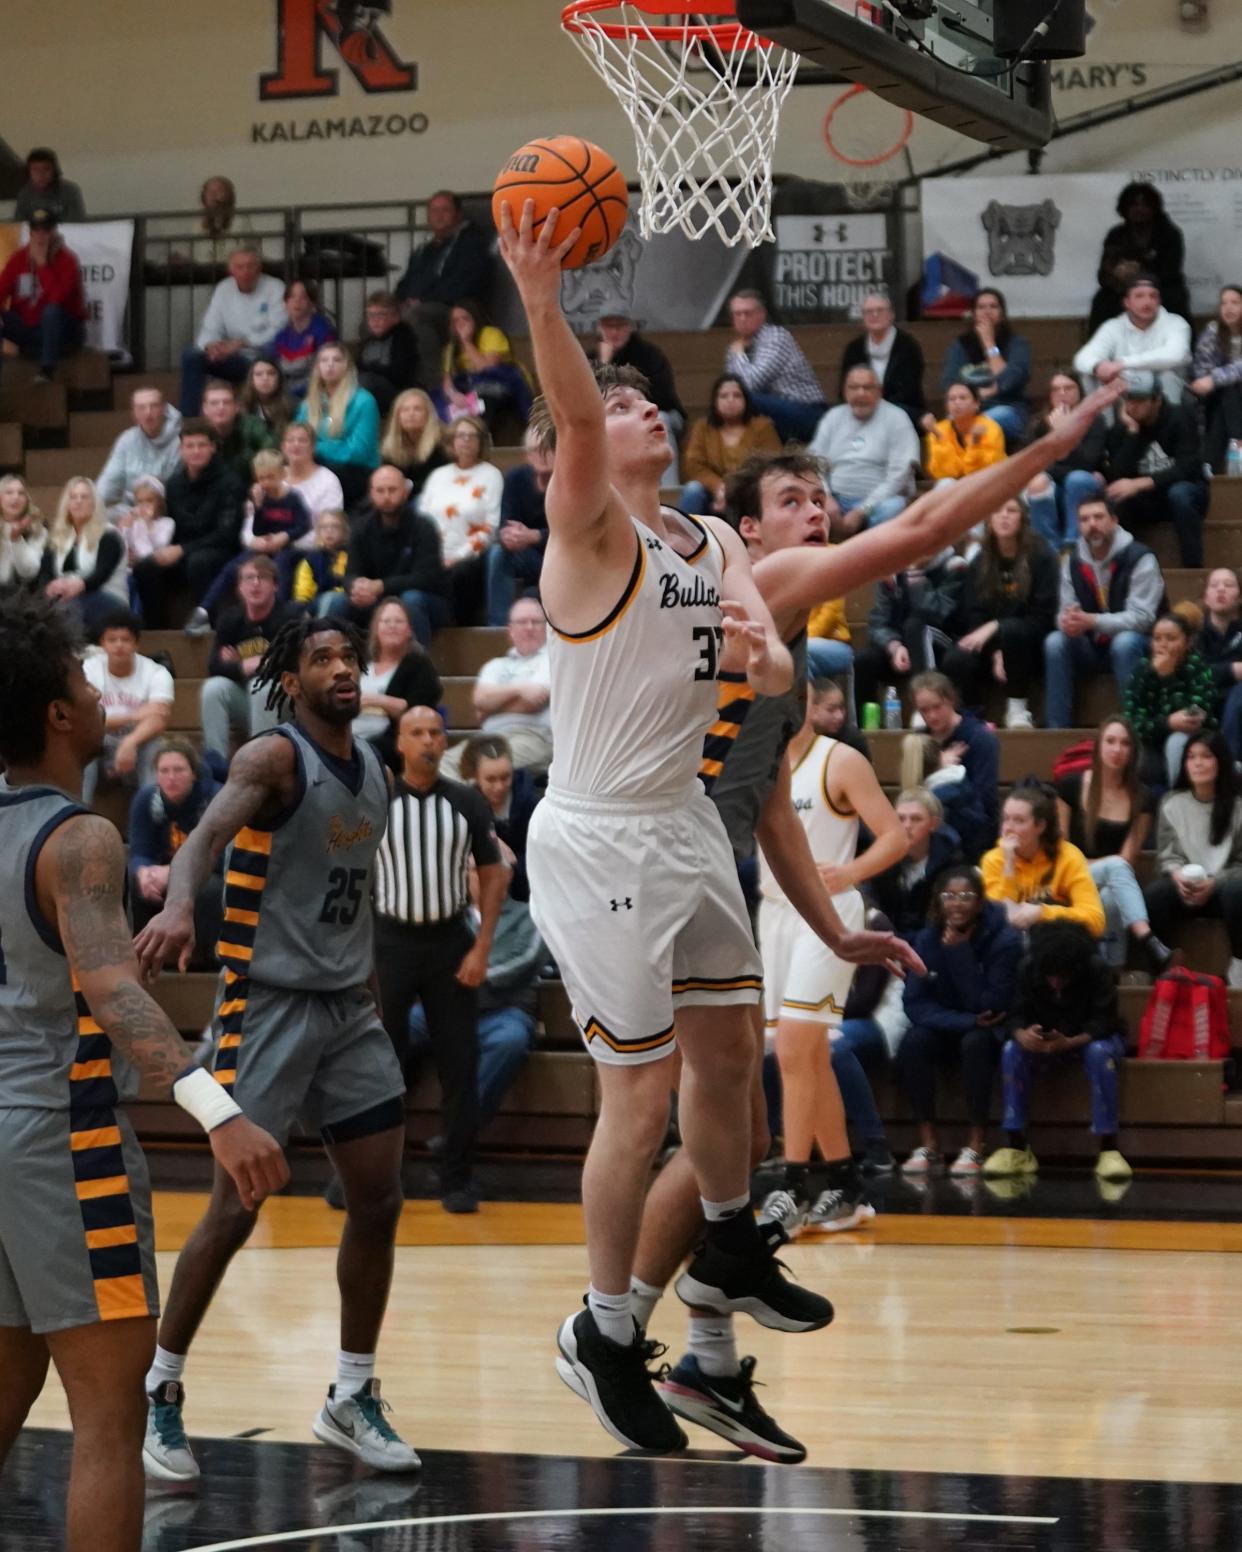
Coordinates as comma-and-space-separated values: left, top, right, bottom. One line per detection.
561, 0, 765, 50
823, 83, 914, 168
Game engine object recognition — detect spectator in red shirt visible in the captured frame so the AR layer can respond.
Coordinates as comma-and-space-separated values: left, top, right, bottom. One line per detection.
0, 210, 88, 384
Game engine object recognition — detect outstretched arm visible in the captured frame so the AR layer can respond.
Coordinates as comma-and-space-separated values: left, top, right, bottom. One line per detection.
496, 199, 629, 553
41, 815, 288, 1211
755, 381, 1125, 615
134, 733, 295, 977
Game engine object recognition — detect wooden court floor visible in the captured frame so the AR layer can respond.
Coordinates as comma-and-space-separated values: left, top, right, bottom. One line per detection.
20, 1192, 1242, 1488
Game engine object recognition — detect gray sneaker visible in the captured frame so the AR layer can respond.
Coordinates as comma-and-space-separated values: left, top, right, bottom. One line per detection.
757, 1186, 808, 1238
143, 1381, 200, 1482
312, 1377, 421, 1472
805, 1188, 877, 1233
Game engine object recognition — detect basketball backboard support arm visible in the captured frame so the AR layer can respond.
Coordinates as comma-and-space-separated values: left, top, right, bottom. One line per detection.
736, 0, 1055, 150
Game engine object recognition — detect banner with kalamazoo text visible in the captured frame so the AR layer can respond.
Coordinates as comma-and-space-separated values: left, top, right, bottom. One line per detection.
922, 172, 1242, 317
1, 220, 134, 356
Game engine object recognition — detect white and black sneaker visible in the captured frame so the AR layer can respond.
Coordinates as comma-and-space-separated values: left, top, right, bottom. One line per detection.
143, 1381, 200, 1482
312, 1378, 421, 1472
804, 1187, 877, 1234
757, 1185, 809, 1238
556, 1304, 688, 1453
183, 606, 212, 638
674, 1228, 834, 1333
658, 1354, 806, 1463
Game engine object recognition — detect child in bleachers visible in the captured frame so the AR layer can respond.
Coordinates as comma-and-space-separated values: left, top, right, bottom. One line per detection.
114, 476, 175, 565
293, 508, 349, 617
186, 448, 311, 631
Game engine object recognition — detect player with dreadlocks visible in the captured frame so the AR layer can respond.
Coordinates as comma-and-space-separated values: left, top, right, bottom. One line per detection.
134, 616, 421, 1481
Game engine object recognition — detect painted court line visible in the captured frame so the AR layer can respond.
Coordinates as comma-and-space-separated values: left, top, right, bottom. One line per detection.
187, 1502, 1061, 1549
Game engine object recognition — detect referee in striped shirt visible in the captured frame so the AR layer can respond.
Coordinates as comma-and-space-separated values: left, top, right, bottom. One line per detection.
375, 706, 508, 1213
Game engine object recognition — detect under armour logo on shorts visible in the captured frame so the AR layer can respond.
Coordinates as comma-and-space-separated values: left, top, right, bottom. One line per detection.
610, 897, 633, 911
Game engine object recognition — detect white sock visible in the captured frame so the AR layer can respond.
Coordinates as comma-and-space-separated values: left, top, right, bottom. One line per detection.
145, 1345, 186, 1396
334, 1349, 376, 1400
630, 1276, 665, 1331
587, 1285, 635, 1345
688, 1314, 739, 1378
1006, 698, 1028, 717
700, 1192, 750, 1221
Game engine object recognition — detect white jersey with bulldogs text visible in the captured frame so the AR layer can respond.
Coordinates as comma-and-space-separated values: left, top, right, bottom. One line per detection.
527, 510, 762, 1067
758, 736, 864, 1031
543, 511, 726, 801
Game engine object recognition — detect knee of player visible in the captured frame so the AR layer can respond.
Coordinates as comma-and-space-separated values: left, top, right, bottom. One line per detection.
346, 1181, 405, 1235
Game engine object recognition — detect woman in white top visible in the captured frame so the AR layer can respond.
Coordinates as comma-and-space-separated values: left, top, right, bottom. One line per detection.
1144, 730, 1242, 984
417, 415, 504, 625
0, 475, 47, 597
353, 598, 443, 747
280, 421, 344, 550
42, 476, 128, 633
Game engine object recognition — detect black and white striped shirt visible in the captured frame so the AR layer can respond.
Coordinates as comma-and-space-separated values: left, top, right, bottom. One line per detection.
374, 778, 501, 926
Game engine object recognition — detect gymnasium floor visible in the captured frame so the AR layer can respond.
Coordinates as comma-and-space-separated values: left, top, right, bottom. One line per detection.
6, 1179, 1242, 1551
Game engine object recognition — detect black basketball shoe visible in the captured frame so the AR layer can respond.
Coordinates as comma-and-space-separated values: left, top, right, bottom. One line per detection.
657, 1354, 807, 1463
674, 1225, 834, 1332
555, 1304, 689, 1453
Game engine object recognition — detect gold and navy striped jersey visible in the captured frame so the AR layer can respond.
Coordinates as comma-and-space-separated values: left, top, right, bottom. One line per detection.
216, 723, 389, 991
544, 510, 728, 801
700, 630, 809, 861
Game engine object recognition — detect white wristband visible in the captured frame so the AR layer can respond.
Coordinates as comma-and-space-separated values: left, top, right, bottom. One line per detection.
173, 1066, 243, 1133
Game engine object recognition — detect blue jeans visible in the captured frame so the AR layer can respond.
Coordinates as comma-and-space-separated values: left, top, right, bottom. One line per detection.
831, 489, 908, 528
325, 587, 451, 650
1027, 469, 1103, 550
981, 402, 1027, 445
1042, 628, 1146, 729
1089, 855, 1150, 967
485, 540, 544, 627
1001, 1033, 1126, 1136
831, 1018, 889, 1145
750, 393, 828, 444
1, 304, 84, 374
409, 1002, 535, 1128
679, 481, 714, 516
180, 345, 253, 415
806, 636, 855, 719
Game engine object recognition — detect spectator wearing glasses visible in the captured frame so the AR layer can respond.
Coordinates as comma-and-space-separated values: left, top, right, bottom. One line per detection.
724, 290, 827, 442
838, 292, 926, 428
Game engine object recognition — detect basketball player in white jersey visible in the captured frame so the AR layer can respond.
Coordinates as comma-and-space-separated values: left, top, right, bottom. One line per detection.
757, 677, 906, 1235
498, 199, 843, 1454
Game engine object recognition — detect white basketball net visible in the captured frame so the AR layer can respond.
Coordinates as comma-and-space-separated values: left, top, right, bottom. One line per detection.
563, 7, 800, 247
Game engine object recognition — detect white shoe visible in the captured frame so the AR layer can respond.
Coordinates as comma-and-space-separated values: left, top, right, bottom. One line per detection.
1004, 700, 1035, 730
757, 1186, 808, 1238
900, 1145, 942, 1175
143, 1381, 200, 1482
1229, 958, 1242, 990
804, 1187, 877, 1233
312, 1378, 421, 1472
949, 1147, 986, 1177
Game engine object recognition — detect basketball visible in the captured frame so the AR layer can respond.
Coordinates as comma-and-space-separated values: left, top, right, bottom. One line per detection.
492, 135, 629, 270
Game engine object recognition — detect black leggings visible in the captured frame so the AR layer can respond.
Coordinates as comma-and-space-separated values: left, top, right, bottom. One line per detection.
897, 1024, 999, 1128
1144, 869, 1242, 958
941, 616, 1047, 705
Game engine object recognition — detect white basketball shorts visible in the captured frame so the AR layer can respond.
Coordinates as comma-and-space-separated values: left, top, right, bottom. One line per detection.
759, 887, 864, 1031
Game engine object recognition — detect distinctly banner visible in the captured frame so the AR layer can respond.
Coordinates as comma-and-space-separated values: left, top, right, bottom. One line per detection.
0, 219, 134, 355
922, 172, 1242, 317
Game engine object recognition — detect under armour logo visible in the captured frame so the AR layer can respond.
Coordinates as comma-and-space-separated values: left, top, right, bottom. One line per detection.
812, 222, 850, 244
610, 897, 633, 911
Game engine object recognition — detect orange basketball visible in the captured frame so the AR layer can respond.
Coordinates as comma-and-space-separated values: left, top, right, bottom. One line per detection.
492, 135, 629, 270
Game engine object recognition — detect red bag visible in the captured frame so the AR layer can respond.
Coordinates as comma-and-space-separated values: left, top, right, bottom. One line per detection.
1138, 968, 1231, 1060
1052, 739, 1094, 784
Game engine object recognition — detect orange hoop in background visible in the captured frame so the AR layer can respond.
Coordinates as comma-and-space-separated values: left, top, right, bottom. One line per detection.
823, 83, 914, 168
562, 0, 764, 50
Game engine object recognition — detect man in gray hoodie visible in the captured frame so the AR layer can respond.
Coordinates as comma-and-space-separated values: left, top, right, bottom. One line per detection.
1043, 493, 1165, 727
97, 387, 183, 508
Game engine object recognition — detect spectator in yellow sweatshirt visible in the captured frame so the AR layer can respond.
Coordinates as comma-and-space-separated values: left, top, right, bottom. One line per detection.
981, 779, 1106, 938
923, 382, 1007, 483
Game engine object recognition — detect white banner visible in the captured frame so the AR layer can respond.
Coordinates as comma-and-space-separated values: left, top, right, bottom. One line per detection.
61, 220, 134, 356
922, 172, 1242, 317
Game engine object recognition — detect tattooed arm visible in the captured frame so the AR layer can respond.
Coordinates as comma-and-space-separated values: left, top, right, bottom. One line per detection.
134, 732, 297, 978
39, 814, 288, 1209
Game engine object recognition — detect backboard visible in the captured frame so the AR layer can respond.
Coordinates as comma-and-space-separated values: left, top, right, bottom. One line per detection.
736, 0, 1057, 150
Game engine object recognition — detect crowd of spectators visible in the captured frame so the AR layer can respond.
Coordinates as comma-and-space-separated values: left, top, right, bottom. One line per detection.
14, 164, 1242, 1182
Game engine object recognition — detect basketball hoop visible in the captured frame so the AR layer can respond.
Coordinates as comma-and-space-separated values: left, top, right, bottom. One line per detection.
561, 2, 800, 247
822, 84, 913, 211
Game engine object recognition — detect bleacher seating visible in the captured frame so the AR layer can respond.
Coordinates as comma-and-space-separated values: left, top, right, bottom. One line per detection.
8, 323, 1242, 1168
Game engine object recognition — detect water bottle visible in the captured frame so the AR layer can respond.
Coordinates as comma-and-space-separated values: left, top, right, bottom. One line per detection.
883, 685, 903, 731
1228, 440, 1242, 478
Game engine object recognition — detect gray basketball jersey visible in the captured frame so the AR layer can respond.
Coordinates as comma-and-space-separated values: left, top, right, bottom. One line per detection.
700, 630, 809, 861
0, 781, 126, 1111
217, 724, 389, 990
